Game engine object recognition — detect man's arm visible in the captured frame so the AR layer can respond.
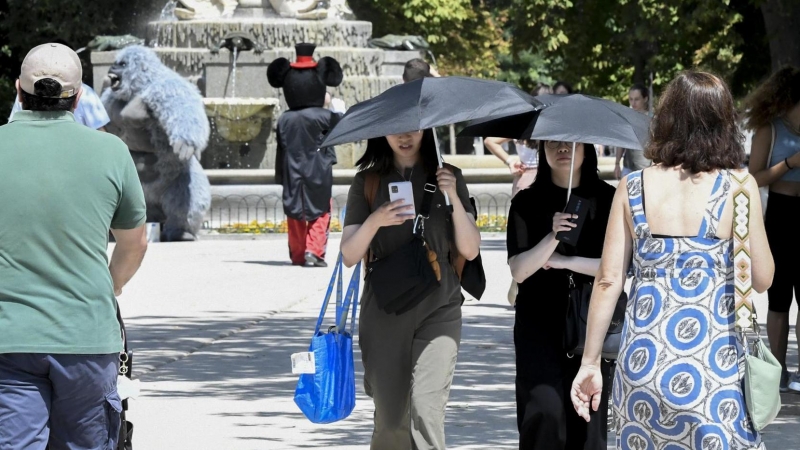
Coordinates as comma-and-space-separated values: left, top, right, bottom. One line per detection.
109, 226, 148, 296
614, 147, 625, 180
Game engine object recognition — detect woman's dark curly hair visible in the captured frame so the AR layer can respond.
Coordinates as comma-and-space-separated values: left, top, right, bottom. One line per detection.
644, 71, 744, 173
742, 66, 800, 131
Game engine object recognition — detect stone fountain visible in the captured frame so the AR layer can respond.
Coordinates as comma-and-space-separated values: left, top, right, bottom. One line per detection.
91, 0, 419, 170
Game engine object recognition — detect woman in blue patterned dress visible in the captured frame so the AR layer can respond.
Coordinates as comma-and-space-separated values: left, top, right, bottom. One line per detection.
570, 71, 775, 449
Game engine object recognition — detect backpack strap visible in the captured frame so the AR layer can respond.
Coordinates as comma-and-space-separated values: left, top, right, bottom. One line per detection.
364, 172, 379, 211
732, 170, 756, 331
362, 172, 380, 272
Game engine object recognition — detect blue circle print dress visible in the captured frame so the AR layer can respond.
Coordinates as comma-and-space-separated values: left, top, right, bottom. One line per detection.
613, 170, 764, 450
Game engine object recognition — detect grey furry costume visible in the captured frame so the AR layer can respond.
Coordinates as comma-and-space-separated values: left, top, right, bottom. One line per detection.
101, 46, 211, 241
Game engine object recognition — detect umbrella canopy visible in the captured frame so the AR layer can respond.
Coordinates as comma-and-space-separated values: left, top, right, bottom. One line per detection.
320, 76, 543, 147
459, 93, 650, 151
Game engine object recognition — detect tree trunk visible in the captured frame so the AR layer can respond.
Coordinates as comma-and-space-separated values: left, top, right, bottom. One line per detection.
760, 0, 800, 71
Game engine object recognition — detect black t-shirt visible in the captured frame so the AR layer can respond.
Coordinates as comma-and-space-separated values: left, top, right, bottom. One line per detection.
507, 179, 616, 341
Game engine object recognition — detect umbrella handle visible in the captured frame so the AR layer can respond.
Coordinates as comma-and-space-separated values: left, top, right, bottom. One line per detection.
432, 129, 452, 207
566, 141, 576, 206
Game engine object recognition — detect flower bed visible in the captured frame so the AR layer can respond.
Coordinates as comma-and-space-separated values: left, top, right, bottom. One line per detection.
213, 215, 507, 234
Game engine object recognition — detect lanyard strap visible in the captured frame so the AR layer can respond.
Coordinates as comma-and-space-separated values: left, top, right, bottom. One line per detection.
413, 173, 438, 237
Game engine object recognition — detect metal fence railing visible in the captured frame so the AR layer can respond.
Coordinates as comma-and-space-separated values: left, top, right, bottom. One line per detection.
203, 192, 513, 233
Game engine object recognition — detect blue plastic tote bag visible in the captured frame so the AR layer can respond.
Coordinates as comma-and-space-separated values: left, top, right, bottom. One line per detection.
294, 254, 362, 423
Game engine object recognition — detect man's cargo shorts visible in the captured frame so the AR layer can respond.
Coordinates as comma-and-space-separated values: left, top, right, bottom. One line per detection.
0, 353, 121, 450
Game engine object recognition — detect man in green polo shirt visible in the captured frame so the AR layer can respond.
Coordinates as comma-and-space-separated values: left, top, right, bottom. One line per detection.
0, 43, 148, 449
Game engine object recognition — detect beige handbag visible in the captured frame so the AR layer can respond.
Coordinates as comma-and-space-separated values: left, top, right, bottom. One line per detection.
731, 171, 782, 431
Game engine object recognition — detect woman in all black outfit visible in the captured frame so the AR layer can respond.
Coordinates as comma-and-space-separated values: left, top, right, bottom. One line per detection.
507, 140, 615, 450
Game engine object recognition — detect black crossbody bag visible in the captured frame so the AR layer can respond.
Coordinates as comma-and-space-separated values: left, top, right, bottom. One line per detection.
557, 198, 627, 360
116, 304, 134, 450
367, 174, 440, 315
563, 273, 627, 360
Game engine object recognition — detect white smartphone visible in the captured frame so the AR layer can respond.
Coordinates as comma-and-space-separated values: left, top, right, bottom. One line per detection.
388, 181, 416, 216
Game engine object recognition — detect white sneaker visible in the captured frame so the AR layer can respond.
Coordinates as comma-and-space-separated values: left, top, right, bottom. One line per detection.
788, 371, 800, 393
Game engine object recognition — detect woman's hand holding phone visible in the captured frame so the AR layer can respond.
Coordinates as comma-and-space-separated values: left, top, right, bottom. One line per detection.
371, 200, 414, 228
552, 212, 578, 235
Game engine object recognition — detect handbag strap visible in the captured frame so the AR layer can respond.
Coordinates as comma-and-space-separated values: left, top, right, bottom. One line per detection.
314, 253, 344, 335
732, 171, 757, 331
336, 261, 362, 334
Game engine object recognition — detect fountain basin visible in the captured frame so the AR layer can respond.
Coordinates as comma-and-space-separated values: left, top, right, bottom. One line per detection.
203, 97, 279, 142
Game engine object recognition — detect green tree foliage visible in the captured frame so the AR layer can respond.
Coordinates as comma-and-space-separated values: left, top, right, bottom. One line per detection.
506, 0, 768, 100
349, 0, 509, 78
354, 0, 774, 100
0, 0, 780, 123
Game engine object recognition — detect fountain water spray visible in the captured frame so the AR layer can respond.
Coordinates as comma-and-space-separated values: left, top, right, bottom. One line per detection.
230, 46, 238, 99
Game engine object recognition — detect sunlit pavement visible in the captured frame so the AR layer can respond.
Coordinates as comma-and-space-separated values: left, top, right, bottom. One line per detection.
115, 235, 798, 449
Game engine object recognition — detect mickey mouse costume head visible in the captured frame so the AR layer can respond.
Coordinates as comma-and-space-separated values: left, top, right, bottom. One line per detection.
267, 43, 344, 110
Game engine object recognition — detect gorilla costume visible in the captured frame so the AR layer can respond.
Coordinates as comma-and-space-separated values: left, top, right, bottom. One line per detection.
101, 46, 211, 241
268, 43, 343, 267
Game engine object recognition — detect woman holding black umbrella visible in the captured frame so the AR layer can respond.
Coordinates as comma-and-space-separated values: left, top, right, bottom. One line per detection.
340, 129, 480, 450
507, 139, 614, 450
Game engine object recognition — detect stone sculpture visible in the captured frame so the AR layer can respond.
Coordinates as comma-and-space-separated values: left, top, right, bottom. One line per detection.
174, 0, 238, 19
83, 35, 145, 52
210, 32, 264, 54
269, 0, 354, 20
101, 46, 212, 241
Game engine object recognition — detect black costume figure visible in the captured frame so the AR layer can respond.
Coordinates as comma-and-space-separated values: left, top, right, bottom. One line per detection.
267, 43, 344, 266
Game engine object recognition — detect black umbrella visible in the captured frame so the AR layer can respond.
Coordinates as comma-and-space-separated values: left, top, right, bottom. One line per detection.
461, 94, 651, 206
320, 77, 543, 148
459, 93, 650, 151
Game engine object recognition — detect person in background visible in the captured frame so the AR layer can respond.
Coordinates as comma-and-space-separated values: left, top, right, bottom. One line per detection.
533, 83, 552, 96
484, 136, 538, 198
744, 66, 800, 393
614, 83, 652, 179
508, 138, 614, 450
485, 84, 552, 197
402, 58, 433, 82
553, 81, 574, 95
8, 40, 109, 131
9, 82, 109, 130
0, 43, 147, 450
571, 71, 773, 449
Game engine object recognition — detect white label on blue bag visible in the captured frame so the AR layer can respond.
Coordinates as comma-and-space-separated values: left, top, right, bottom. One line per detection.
291, 352, 316, 374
